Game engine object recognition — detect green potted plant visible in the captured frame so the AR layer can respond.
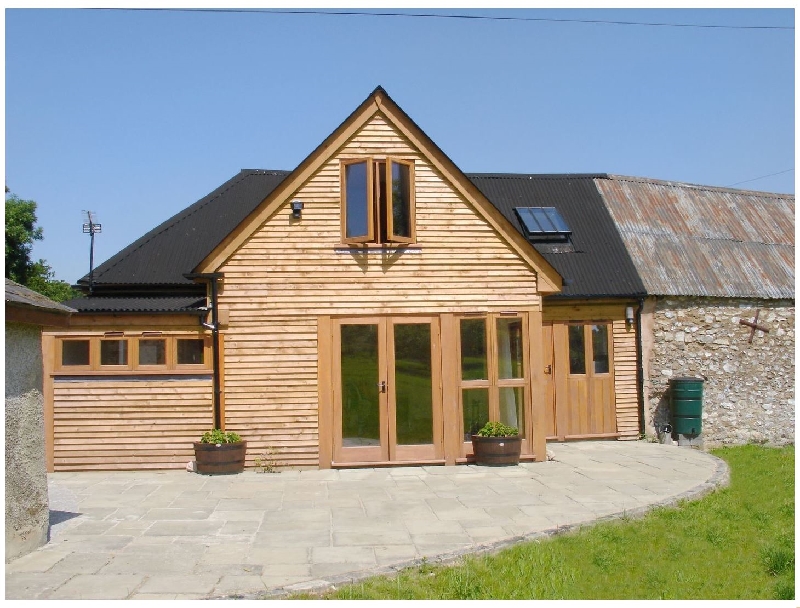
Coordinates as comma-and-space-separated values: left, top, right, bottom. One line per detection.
193, 429, 247, 474
471, 421, 521, 465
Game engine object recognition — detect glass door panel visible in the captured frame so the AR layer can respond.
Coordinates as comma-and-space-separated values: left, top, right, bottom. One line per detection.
591, 324, 610, 374
340, 324, 381, 448
460, 318, 488, 380
568, 325, 586, 374
462, 389, 490, 441
496, 318, 524, 379
499, 387, 525, 437
393, 323, 433, 446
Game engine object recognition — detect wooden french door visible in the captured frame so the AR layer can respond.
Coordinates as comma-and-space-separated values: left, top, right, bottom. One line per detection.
332, 317, 443, 465
548, 322, 616, 439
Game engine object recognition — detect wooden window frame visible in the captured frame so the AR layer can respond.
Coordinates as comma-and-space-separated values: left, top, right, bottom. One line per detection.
98, 338, 132, 371
340, 157, 416, 246
53, 333, 212, 374
385, 158, 416, 245
175, 337, 212, 370
567, 322, 613, 379
57, 338, 93, 372
136, 337, 170, 371
457, 313, 530, 443
341, 158, 374, 244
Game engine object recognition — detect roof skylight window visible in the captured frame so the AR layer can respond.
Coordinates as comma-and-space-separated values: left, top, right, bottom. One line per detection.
514, 207, 572, 242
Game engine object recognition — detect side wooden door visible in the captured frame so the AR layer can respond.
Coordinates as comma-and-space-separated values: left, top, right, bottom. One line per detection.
551, 322, 616, 438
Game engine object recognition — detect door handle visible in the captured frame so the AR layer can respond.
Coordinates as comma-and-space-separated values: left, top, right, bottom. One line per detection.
544, 365, 552, 375
377, 381, 387, 393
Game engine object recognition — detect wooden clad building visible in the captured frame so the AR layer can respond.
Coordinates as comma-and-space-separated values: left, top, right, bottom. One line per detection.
45, 88, 647, 471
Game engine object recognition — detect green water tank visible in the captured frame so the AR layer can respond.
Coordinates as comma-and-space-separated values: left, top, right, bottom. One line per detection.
670, 377, 704, 435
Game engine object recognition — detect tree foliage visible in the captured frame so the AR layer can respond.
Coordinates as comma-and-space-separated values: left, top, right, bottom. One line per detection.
5, 191, 80, 302
5, 193, 42, 283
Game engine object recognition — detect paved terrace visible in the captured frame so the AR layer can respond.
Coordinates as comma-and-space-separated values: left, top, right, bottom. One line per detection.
6, 441, 728, 600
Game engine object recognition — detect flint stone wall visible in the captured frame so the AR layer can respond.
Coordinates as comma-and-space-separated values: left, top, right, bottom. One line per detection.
5, 322, 49, 562
647, 297, 794, 446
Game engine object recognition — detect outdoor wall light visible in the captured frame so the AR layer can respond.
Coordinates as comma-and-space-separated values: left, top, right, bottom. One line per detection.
625, 305, 635, 325
291, 200, 304, 219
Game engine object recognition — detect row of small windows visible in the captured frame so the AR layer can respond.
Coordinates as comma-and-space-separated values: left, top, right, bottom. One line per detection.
59, 336, 208, 371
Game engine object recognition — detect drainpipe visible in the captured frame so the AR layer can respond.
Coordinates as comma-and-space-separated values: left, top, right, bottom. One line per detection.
185, 272, 223, 430
635, 296, 646, 436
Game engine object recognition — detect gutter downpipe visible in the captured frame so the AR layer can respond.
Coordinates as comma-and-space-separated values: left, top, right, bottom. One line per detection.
635, 296, 646, 436
185, 272, 223, 430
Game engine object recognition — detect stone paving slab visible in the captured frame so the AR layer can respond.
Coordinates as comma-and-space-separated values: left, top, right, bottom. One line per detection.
5, 441, 728, 600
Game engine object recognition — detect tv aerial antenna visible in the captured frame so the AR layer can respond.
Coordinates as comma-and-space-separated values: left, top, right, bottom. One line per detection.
82, 211, 102, 296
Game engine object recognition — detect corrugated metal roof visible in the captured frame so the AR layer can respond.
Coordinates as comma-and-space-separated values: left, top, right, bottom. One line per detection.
5, 279, 76, 313
63, 295, 206, 313
468, 174, 646, 298
596, 176, 795, 298
79, 170, 290, 286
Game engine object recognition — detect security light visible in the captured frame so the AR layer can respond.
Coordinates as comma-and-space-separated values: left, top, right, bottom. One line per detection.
291, 200, 304, 219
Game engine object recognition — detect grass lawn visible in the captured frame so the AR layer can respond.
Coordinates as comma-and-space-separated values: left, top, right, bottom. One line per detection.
292, 444, 794, 600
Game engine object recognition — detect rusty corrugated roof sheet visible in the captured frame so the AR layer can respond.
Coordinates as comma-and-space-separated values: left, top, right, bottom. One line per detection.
596, 176, 794, 298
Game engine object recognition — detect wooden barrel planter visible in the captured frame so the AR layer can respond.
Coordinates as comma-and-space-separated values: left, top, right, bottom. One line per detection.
193, 441, 247, 474
471, 435, 522, 466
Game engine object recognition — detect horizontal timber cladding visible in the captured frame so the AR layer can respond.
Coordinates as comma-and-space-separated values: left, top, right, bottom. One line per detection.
52, 377, 213, 471
218, 114, 542, 467
221, 317, 320, 469
612, 319, 640, 438
543, 301, 640, 439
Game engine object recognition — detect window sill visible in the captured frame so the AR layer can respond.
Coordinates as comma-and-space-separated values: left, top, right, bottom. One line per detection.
52, 368, 211, 377
334, 244, 422, 254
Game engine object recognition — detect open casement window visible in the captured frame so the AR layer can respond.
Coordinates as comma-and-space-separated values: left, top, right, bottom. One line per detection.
341, 157, 415, 245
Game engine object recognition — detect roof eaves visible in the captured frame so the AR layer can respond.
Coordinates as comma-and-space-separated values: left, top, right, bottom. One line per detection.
79, 170, 291, 285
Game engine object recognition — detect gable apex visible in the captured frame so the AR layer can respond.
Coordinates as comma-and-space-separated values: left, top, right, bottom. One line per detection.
195, 88, 562, 293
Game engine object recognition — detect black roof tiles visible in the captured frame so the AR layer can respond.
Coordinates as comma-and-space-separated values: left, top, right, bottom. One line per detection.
79, 170, 290, 287
467, 173, 646, 298
71, 168, 647, 314
62, 295, 206, 313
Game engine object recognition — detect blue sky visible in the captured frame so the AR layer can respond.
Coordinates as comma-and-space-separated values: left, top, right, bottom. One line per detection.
5, 7, 795, 285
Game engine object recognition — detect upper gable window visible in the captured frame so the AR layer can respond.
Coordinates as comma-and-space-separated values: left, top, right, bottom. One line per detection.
341, 158, 415, 245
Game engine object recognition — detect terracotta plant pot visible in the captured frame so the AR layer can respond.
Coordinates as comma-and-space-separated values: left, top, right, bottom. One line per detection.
471, 435, 521, 465
193, 441, 247, 474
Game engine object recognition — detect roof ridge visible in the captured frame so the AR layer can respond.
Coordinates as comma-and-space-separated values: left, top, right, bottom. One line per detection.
467, 172, 608, 180
603, 174, 795, 200
87, 170, 275, 283
616, 227, 795, 248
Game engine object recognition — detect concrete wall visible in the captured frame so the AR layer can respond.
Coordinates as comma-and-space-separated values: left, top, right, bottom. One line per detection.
643, 297, 795, 446
5, 322, 49, 562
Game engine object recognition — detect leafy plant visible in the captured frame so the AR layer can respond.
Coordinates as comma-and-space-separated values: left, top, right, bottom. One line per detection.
475, 421, 519, 437
199, 429, 242, 444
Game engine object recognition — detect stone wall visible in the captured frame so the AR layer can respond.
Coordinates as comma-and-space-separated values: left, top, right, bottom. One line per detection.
5, 322, 50, 562
645, 297, 794, 446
